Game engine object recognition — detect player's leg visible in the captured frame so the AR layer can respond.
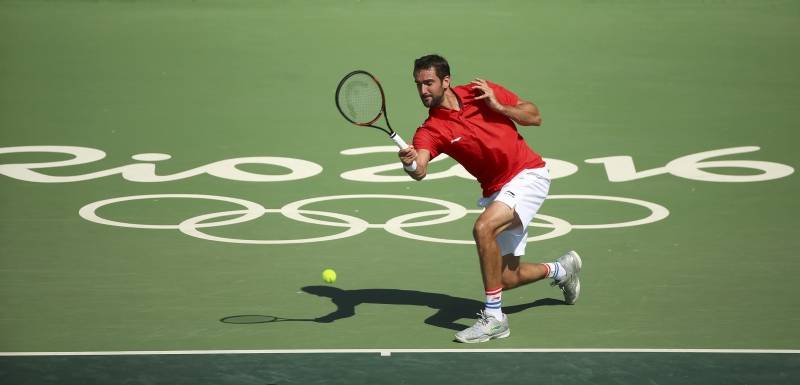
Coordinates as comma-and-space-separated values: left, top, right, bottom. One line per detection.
494, 168, 582, 303
495, 211, 550, 289
499, 236, 582, 304
455, 201, 515, 343
500, 253, 549, 289
495, 220, 582, 304
472, 200, 516, 292
500, 250, 581, 304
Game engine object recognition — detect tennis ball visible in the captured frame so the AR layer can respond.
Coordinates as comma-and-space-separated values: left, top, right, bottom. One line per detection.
322, 268, 337, 284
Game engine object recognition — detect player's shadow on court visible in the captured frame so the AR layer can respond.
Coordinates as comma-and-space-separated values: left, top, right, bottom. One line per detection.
221, 286, 564, 331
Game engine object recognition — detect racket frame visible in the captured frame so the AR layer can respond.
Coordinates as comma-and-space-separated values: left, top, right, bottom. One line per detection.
335, 70, 416, 169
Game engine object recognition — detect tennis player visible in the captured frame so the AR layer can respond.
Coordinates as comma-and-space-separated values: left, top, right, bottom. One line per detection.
399, 54, 582, 343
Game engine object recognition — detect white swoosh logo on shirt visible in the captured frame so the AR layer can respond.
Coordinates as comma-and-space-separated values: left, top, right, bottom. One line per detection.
450, 136, 462, 143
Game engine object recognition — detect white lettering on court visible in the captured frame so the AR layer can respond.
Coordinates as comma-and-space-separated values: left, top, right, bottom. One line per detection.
0, 145, 323, 183
0, 145, 793, 184
585, 146, 794, 182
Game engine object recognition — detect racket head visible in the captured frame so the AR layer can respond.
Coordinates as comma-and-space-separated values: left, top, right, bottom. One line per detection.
335, 70, 388, 130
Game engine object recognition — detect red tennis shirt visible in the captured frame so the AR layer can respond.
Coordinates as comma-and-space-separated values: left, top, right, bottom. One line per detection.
412, 81, 546, 197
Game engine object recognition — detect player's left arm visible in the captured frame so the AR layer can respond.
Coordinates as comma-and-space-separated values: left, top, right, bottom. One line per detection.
471, 78, 542, 126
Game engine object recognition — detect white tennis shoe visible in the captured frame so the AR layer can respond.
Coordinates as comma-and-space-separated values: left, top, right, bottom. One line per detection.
454, 310, 510, 343
552, 250, 582, 305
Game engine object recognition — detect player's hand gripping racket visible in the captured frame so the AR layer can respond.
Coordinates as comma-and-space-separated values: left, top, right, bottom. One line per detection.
335, 70, 417, 171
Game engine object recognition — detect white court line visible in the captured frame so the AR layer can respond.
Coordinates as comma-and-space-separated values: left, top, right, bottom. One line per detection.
1, 348, 799, 357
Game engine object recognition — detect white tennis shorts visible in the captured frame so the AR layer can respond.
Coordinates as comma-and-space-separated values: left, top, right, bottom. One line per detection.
477, 167, 550, 256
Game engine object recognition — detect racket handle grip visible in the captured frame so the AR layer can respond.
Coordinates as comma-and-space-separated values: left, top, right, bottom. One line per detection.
389, 132, 410, 149
390, 132, 417, 172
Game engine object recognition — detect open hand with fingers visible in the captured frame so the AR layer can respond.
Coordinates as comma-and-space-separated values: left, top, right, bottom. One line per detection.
470, 78, 505, 113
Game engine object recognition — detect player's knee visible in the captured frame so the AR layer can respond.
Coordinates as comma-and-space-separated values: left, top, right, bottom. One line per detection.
472, 219, 493, 240
501, 269, 520, 289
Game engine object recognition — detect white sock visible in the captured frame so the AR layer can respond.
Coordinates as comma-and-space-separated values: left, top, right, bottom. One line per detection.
544, 262, 567, 281
484, 287, 503, 319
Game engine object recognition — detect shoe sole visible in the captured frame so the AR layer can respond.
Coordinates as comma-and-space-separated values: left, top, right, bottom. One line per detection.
564, 250, 582, 305
568, 279, 581, 305
455, 329, 511, 344
568, 250, 582, 273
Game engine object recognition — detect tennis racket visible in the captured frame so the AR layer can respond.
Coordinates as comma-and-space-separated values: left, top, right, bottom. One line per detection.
335, 70, 417, 170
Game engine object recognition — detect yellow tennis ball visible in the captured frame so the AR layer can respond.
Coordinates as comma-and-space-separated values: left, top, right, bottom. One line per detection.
322, 269, 337, 284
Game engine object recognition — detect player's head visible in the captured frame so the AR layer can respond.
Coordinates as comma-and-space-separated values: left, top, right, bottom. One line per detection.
413, 54, 451, 108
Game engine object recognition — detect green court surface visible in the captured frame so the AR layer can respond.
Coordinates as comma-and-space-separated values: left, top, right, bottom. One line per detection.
1, 0, 798, 384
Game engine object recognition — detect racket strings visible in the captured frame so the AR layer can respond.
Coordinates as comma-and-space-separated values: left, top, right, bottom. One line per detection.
338, 74, 383, 124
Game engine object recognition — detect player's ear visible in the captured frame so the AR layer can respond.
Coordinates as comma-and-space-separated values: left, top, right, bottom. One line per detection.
442, 75, 451, 89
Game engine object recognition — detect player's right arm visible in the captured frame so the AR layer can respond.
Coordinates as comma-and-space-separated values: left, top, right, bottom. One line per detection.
399, 146, 430, 181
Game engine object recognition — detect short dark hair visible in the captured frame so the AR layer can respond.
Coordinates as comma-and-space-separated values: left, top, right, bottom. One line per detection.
413, 54, 450, 80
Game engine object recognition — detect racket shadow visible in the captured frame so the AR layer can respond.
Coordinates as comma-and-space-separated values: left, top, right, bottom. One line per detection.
220, 286, 564, 331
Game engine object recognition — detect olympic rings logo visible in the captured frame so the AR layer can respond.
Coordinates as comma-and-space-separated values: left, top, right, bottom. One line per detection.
78, 194, 670, 245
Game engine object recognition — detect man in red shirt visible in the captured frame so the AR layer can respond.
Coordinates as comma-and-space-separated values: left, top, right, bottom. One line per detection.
399, 54, 582, 343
